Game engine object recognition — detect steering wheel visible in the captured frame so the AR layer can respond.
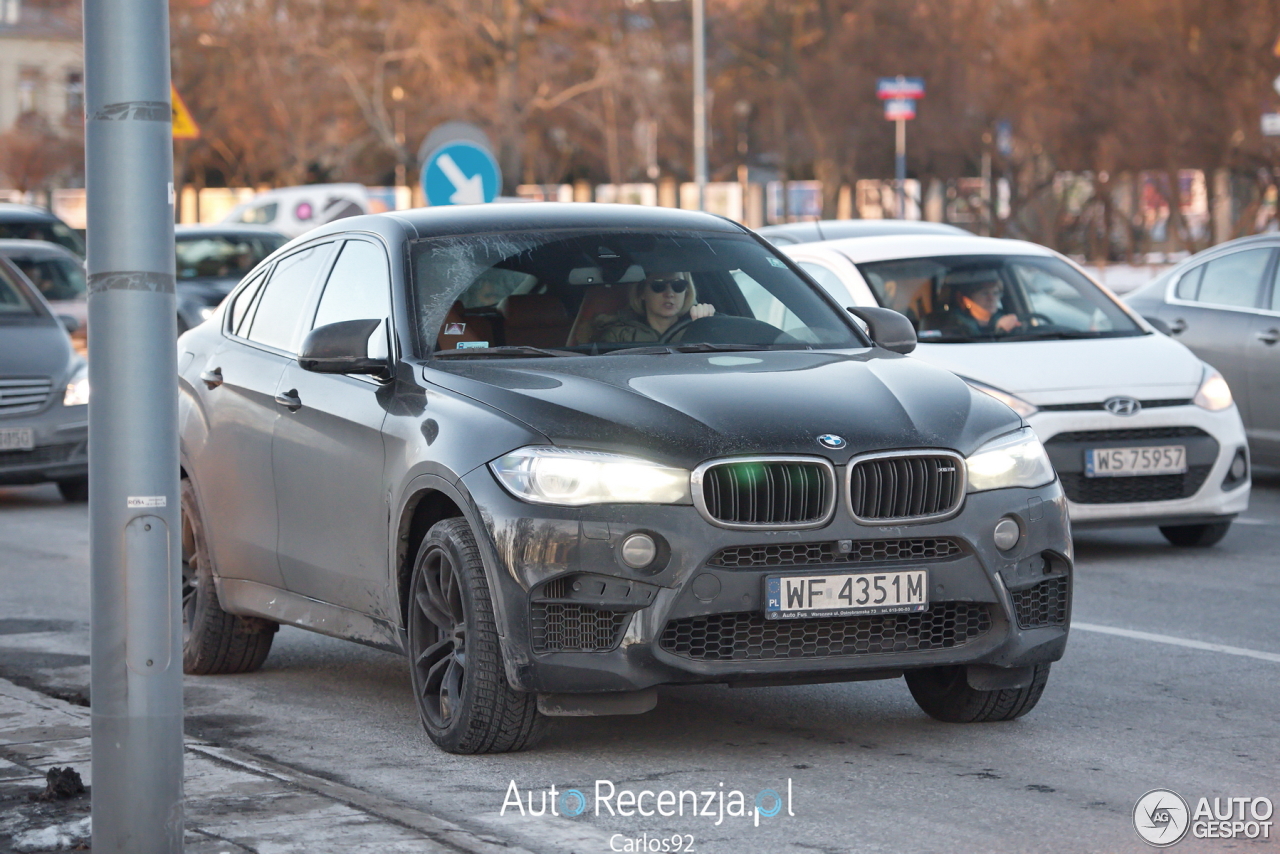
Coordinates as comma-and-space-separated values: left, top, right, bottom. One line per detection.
1026, 312, 1055, 327
659, 315, 783, 345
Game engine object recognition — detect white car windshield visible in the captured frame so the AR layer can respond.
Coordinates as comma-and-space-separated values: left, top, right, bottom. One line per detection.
856, 254, 1143, 342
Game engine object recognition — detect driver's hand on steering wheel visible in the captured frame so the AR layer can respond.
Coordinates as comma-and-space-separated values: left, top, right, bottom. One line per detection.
689, 303, 716, 320
995, 314, 1021, 333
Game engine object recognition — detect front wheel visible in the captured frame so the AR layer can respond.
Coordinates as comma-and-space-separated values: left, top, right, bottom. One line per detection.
1159, 521, 1231, 548
407, 518, 544, 754
906, 663, 1050, 723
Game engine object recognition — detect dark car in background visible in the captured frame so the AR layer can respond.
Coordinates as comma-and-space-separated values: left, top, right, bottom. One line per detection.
0, 203, 86, 258
1125, 234, 1280, 466
174, 224, 288, 333
0, 255, 89, 501
0, 240, 88, 355
756, 219, 968, 246
178, 204, 1072, 755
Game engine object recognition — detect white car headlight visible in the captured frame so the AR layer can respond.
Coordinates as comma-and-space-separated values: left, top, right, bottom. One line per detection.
1193, 367, 1233, 412
963, 378, 1038, 418
64, 363, 90, 407
491, 447, 692, 506
966, 428, 1055, 493
199, 306, 217, 321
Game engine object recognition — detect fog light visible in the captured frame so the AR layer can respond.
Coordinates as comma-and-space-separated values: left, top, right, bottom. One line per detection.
993, 517, 1020, 551
620, 533, 657, 568
1230, 453, 1247, 480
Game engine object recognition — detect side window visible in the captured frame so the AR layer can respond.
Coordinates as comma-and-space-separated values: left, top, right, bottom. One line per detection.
1272, 262, 1280, 313
312, 240, 392, 330
1174, 265, 1203, 301
228, 269, 268, 336
1191, 249, 1271, 309
244, 243, 333, 351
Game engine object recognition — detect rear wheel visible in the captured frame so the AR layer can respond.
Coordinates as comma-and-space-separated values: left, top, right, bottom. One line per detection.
180, 478, 276, 674
1159, 521, 1231, 548
906, 663, 1050, 723
56, 477, 88, 502
407, 517, 543, 754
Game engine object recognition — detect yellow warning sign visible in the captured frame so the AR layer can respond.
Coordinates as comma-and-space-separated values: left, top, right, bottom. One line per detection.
171, 85, 200, 140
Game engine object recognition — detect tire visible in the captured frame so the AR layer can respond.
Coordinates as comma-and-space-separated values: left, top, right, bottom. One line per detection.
407, 517, 544, 754
1159, 521, 1231, 548
56, 477, 89, 502
906, 663, 1050, 723
180, 478, 276, 675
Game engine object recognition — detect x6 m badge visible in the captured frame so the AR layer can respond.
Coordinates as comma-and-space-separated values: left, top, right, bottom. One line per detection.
817, 434, 847, 449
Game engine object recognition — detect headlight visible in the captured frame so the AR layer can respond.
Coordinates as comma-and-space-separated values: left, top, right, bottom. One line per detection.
199, 306, 216, 321
63, 363, 90, 407
966, 427, 1055, 492
963, 378, 1038, 418
1193, 367, 1233, 412
491, 446, 692, 506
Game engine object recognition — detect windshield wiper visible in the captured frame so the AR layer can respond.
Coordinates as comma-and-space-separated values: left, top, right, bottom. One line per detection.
605, 343, 772, 356
671, 343, 769, 353
433, 346, 577, 358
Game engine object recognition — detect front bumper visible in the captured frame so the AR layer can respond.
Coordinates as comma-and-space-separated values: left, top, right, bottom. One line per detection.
1028, 404, 1249, 527
461, 468, 1073, 695
0, 407, 87, 486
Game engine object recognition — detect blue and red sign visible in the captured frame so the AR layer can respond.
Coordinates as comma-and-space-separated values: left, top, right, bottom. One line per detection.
883, 99, 917, 121
877, 76, 926, 100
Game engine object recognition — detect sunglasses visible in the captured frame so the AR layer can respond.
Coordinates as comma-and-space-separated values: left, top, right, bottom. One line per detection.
648, 279, 688, 294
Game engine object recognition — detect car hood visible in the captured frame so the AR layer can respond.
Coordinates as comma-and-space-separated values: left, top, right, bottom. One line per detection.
910, 334, 1204, 403
424, 350, 1018, 469
0, 320, 73, 380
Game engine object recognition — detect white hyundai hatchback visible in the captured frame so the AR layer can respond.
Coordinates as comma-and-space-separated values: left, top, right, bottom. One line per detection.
781, 234, 1250, 547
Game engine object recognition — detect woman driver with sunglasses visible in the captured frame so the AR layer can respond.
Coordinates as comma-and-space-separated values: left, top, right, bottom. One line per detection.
589, 273, 716, 343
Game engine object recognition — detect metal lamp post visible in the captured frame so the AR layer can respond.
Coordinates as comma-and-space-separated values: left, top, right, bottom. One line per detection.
692, 0, 707, 211
83, 0, 185, 848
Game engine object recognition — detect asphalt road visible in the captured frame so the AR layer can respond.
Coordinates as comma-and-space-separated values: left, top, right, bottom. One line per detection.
2, 475, 1277, 854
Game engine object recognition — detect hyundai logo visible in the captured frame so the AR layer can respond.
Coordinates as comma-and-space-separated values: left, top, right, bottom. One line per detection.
1104, 396, 1141, 416
817, 434, 847, 449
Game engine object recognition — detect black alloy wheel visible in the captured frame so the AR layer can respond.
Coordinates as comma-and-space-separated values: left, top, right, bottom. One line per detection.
410, 537, 468, 730
407, 518, 544, 754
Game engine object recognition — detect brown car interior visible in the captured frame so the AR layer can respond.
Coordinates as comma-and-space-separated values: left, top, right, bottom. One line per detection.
434, 284, 633, 352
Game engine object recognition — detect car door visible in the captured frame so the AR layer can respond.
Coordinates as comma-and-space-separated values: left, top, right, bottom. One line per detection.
194, 242, 336, 587
271, 237, 393, 614
1158, 246, 1272, 426
1246, 260, 1280, 463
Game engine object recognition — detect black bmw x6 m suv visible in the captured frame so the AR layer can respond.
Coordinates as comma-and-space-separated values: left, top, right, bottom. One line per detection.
177, 203, 1072, 753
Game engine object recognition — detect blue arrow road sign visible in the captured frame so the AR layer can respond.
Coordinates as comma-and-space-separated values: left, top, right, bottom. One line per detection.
422, 141, 501, 205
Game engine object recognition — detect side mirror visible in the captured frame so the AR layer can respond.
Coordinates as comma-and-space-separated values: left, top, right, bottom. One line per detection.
57, 314, 80, 334
1143, 315, 1172, 336
299, 319, 389, 377
847, 306, 916, 354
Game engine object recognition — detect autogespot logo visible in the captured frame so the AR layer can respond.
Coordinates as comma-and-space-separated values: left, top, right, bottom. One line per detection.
1134, 789, 1191, 847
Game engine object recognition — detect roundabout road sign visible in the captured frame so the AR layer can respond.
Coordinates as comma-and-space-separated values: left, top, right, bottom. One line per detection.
422, 141, 501, 205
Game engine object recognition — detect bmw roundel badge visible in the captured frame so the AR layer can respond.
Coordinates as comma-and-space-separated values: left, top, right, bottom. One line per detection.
817, 434, 847, 450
